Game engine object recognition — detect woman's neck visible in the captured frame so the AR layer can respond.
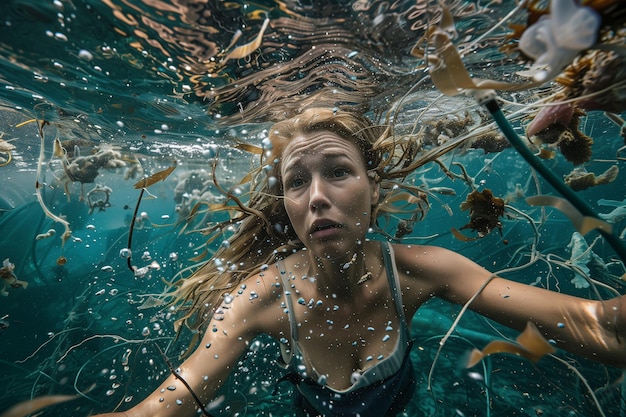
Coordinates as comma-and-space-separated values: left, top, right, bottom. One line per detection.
303, 241, 379, 299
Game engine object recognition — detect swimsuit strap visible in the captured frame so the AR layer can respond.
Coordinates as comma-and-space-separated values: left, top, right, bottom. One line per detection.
276, 260, 297, 363
381, 241, 410, 336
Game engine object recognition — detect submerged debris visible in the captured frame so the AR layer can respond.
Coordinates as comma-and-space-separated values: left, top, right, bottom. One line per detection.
0, 132, 16, 167
564, 165, 619, 191
453, 189, 505, 240
529, 108, 594, 165
466, 322, 556, 368
0, 258, 28, 296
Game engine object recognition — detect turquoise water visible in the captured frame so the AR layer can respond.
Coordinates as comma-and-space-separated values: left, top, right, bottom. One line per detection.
0, 0, 625, 416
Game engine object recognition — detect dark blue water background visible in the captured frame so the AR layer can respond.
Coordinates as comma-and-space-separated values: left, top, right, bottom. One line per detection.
0, 0, 625, 416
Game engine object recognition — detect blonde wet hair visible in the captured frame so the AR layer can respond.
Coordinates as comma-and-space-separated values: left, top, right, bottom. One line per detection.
169, 107, 431, 338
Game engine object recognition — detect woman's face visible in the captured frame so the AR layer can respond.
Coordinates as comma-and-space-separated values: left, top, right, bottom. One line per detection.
280, 130, 379, 261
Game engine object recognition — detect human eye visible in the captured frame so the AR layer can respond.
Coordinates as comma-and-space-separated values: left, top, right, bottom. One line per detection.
332, 167, 350, 178
284, 171, 307, 190
290, 177, 306, 188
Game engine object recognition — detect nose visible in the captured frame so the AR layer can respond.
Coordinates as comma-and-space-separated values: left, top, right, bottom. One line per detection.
309, 175, 330, 211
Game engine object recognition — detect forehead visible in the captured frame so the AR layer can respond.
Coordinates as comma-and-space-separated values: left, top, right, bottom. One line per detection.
281, 130, 363, 164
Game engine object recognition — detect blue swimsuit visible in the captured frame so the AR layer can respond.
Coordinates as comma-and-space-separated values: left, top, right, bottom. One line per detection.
277, 242, 415, 417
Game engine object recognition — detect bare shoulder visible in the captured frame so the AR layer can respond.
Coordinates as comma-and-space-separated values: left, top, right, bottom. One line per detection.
390, 243, 491, 297
221, 265, 289, 339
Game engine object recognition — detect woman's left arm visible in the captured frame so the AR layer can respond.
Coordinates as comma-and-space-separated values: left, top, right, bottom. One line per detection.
396, 244, 626, 368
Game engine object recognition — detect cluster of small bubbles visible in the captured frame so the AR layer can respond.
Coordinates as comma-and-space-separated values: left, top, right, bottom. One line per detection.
249, 291, 259, 301
119, 248, 132, 258
141, 251, 151, 261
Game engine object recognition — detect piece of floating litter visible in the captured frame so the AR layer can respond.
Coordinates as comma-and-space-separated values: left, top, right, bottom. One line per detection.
35, 229, 56, 240
466, 322, 555, 368
0, 393, 79, 417
526, 195, 612, 235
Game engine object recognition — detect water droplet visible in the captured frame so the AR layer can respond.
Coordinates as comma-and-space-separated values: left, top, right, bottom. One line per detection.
350, 371, 361, 384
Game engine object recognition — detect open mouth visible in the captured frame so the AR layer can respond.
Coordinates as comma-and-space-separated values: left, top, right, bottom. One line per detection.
310, 222, 342, 235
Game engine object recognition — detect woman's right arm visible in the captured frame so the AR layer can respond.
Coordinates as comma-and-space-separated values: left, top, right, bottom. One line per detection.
91, 272, 286, 417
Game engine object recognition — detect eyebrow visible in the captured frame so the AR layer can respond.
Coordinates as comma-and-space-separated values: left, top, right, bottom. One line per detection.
282, 152, 353, 173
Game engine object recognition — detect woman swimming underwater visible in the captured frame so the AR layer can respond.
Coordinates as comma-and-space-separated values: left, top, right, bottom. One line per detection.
93, 108, 626, 417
